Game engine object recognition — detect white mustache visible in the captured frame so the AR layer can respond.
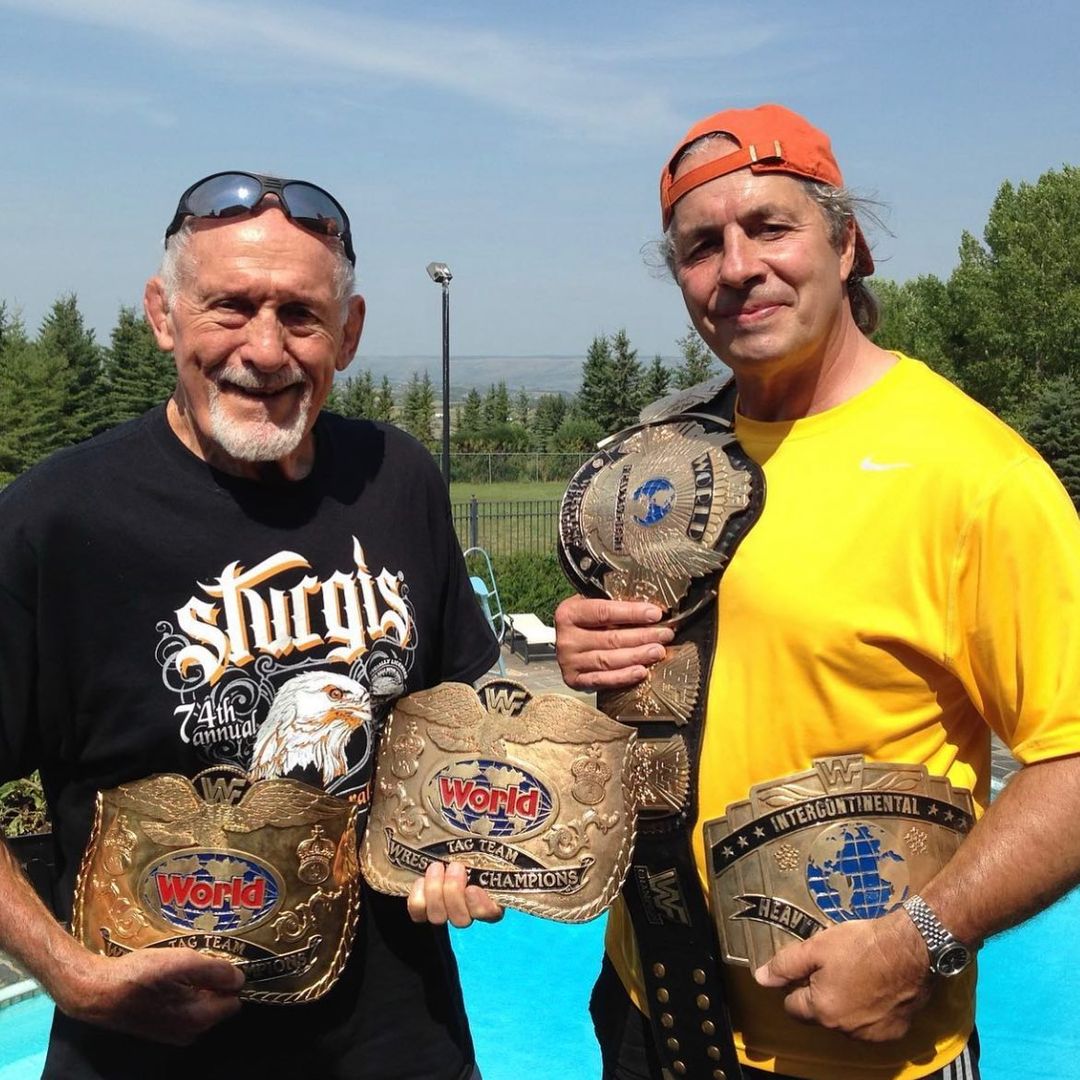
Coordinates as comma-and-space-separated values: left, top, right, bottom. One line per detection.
215, 367, 308, 393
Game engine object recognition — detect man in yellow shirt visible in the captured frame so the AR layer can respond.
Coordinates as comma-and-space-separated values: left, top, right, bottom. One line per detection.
555, 104, 1080, 1080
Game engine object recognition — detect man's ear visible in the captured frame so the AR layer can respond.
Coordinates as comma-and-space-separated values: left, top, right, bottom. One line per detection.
337, 294, 366, 372
839, 219, 857, 284
143, 278, 175, 352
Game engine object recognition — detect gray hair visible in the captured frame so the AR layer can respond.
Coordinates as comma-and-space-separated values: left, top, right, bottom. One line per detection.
160, 218, 356, 315
655, 134, 884, 334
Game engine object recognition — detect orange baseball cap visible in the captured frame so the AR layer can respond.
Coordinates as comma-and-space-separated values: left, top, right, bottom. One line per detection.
659, 103, 873, 276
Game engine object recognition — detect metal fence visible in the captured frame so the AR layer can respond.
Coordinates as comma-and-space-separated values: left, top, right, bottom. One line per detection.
436, 452, 590, 485
451, 498, 561, 557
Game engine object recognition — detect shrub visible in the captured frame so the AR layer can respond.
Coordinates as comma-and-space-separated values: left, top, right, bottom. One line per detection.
1, 773, 51, 837
490, 551, 575, 626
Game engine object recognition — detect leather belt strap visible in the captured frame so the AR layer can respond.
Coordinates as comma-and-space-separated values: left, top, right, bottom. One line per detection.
602, 599, 742, 1080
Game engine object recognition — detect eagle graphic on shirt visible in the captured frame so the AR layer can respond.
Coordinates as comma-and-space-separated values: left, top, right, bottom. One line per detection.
249, 672, 371, 786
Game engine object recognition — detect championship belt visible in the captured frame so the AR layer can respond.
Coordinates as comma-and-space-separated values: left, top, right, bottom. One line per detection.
361, 679, 637, 922
559, 377, 765, 1080
72, 767, 362, 1004
705, 755, 974, 968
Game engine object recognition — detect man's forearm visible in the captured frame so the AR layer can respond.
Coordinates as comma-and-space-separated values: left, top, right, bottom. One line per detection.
922, 753, 1080, 945
0, 837, 87, 1003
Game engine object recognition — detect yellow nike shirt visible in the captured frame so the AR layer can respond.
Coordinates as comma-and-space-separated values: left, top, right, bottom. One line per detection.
607, 354, 1080, 1079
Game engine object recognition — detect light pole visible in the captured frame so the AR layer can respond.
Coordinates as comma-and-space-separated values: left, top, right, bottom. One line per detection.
426, 261, 452, 487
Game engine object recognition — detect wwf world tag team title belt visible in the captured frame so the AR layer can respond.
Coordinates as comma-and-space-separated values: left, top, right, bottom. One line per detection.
558, 377, 765, 1080
72, 767, 362, 1004
361, 678, 639, 923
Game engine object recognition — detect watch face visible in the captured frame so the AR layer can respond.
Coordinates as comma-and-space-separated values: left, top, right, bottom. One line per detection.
935, 943, 972, 976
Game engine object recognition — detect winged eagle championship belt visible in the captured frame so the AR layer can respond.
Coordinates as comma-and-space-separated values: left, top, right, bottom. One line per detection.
72, 768, 361, 1004
361, 679, 637, 922
706, 755, 974, 968
559, 377, 764, 1080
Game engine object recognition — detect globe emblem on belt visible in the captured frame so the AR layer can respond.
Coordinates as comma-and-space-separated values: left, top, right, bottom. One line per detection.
804, 823, 909, 923
142, 850, 282, 934
631, 477, 676, 527
430, 759, 554, 840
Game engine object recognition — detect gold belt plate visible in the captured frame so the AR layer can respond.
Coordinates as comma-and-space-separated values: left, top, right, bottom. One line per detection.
361, 679, 638, 922
72, 767, 361, 1004
704, 755, 975, 968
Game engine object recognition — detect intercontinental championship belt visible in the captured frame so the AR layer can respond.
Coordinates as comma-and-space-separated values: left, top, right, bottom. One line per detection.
705, 755, 974, 968
559, 377, 765, 1080
361, 678, 637, 921
72, 767, 361, 1004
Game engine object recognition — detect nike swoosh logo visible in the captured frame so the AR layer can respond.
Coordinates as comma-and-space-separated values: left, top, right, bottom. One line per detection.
860, 457, 913, 471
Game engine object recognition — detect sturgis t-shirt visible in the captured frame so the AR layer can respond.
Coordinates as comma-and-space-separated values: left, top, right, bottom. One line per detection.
0, 405, 499, 1080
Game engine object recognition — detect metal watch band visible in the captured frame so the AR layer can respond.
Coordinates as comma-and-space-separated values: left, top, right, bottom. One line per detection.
901, 894, 972, 975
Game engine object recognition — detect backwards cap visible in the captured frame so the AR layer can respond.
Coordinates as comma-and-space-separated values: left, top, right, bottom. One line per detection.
659, 103, 873, 276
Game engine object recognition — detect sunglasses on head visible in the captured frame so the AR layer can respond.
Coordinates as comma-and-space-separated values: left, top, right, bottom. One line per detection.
164, 171, 355, 265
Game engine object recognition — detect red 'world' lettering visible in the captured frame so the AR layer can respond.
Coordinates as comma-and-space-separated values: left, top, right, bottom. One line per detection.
439, 777, 540, 819
155, 874, 267, 910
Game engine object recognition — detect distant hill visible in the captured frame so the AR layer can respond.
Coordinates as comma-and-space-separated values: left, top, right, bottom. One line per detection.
348, 354, 588, 398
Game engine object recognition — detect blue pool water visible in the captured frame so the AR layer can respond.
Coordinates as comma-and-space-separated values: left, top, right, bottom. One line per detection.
2, 891, 1077, 1078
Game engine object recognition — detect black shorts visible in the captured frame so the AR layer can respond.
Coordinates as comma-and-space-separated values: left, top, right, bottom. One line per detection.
589, 955, 980, 1080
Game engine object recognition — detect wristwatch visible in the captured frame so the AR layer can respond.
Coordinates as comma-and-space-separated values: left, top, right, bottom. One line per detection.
901, 895, 974, 976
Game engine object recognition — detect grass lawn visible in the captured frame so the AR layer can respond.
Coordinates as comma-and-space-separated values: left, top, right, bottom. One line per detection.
449, 480, 567, 503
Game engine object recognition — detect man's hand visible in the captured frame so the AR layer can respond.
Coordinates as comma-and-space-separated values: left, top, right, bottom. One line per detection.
407, 861, 504, 928
554, 596, 674, 691
753, 910, 932, 1042
54, 947, 245, 1046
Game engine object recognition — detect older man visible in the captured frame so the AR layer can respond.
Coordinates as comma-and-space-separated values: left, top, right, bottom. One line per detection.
557, 106, 1080, 1079
0, 172, 498, 1079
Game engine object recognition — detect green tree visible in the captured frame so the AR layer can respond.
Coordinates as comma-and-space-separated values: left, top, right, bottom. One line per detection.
38, 294, 105, 442
374, 376, 396, 422
481, 382, 511, 427
673, 324, 717, 388
335, 371, 377, 419
577, 330, 644, 433
400, 371, 435, 444
643, 354, 672, 402
513, 388, 531, 429
531, 393, 568, 449
577, 334, 613, 426
1025, 375, 1080, 507
944, 166, 1080, 422
0, 337, 72, 482
605, 329, 645, 430
550, 416, 604, 454
102, 306, 174, 425
458, 388, 483, 440
871, 277, 955, 380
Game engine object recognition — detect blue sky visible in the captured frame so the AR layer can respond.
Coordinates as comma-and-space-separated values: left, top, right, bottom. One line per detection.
1, 0, 1077, 361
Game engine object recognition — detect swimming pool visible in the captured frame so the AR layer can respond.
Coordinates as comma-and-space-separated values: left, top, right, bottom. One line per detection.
2, 891, 1077, 1078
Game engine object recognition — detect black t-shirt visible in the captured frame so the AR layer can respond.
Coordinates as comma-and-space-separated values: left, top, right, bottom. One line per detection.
0, 406, 499, 1079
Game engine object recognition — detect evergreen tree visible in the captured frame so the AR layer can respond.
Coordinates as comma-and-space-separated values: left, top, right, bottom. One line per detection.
577, 334, 616, 428
643, 354, 672, 403
531, 393, 568, 450
400, 371, 435, 444
513, 388, 531, 429
1025, 376, 1080, 507
674, 324, 716, 388
336, 371, 377, 419
374, 376, 395, 422
568, 328, 644, 430
0, 337, 72, 482
481, 381, 511, 427
458, 387, 483, 440
38, 294, 106, 441
102, 306, 174, 426
605, 329, 645, 430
